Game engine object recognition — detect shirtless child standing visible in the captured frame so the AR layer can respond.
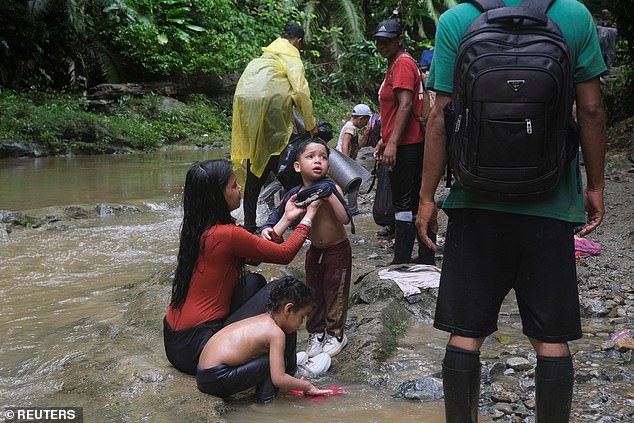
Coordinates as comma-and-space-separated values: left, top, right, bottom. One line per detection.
197, 276, 332, 403
262, 138, 353, 359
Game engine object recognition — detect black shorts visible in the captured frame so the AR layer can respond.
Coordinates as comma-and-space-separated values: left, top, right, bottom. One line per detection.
163, 317, 222, 375
434, 208, 581, 343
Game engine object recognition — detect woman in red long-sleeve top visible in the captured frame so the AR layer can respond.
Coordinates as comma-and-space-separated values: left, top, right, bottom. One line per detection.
164, 159, 320, 376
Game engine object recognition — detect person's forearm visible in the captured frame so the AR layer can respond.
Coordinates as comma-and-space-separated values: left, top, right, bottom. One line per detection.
342, 137, 350, 157
273, 214, 294, 235
328, 193, 349, 224
274, 373, 313, 392
420, 96, 450, 202
576, 80, 606, 191
388, 104, 410, 146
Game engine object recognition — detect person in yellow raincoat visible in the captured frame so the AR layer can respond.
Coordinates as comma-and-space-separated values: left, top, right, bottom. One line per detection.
231, 22, 318, 233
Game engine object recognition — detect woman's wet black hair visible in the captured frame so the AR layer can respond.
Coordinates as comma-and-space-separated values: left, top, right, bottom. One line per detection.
170, 159, 236, 309
266, 276, 315, 313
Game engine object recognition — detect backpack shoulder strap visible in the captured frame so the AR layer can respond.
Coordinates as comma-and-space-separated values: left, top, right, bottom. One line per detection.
389, 52, 431, 128
464, 0, 506, 12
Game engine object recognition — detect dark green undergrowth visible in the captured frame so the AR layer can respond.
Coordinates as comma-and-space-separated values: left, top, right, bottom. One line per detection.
3, 82, 627, 157
0, 89, 374, 156
0, 90, 234, 154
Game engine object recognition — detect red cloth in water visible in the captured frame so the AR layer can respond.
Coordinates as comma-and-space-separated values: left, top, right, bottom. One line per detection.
287, 386, 347, 401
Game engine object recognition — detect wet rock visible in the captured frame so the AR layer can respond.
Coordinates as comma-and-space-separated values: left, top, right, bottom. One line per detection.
492, 409, 505, 419
0, 140, 46, 158
506, 357, 532, 372
492, 402, 514, 414
518, 377, 535, 389
581, 298, 611, 316
96, 204, 141, 216
486, 361, 507, 378
65, 206, 91, 219
491, 392, 516, 403
393, 376, 443, 401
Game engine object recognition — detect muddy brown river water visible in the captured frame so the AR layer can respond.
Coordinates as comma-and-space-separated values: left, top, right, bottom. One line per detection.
0, 150, 453, 422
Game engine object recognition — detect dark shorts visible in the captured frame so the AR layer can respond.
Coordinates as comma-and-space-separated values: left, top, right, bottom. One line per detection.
434, 208, 581, 343
163, 317, 222, 376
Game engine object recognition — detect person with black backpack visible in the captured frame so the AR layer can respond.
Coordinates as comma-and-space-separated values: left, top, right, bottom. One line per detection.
415, 0, 607, 421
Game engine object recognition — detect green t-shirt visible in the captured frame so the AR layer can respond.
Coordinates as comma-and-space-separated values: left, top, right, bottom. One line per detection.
428, 0, 607, 223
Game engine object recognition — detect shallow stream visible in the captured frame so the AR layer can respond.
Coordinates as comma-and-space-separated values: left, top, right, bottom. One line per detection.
1, 149, 627, 422
0, 150, 450, 421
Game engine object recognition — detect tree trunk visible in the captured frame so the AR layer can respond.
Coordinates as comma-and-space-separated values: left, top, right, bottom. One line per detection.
86, 74, 241, 100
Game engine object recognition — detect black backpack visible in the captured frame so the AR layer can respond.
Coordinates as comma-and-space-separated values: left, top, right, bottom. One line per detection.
445, 0, 578, 196
364, 114, 382, 148
276, 121, 334, 191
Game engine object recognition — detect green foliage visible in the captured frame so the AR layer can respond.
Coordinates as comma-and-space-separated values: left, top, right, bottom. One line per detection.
387, 320, 409, 337
112, 0, 301, 80
310, 40, 385, 99
601, 64, 634, 126
0, 91, 233, 153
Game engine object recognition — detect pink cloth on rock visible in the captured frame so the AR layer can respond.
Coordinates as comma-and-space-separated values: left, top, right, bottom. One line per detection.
574, 236, 601, 257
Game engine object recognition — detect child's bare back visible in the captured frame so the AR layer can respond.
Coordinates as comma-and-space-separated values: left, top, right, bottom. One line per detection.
199, 314, 281, 369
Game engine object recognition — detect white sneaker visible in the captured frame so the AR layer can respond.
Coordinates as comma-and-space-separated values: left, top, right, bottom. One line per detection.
306, 332, 325, 357
296, 352, 331, 377
322, 333, 348, 357
296, 351, 309, 366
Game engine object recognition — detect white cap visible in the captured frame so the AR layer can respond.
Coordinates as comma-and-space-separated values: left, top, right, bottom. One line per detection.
351, 104, 372, 117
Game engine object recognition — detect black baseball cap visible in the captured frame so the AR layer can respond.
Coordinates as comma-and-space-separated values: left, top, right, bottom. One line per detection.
372, 19, 402, 38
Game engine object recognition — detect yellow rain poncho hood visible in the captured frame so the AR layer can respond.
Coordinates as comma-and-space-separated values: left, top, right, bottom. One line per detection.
231, 38, 316, 178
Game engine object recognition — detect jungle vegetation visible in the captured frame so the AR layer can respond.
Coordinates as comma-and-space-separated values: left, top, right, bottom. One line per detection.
0, 0, 631, 155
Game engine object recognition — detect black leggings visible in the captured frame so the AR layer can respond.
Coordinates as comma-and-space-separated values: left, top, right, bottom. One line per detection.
197, 354, 279, 404
163, 274, 297, 376
389, 143, 423, 216
243, 156, 280, 232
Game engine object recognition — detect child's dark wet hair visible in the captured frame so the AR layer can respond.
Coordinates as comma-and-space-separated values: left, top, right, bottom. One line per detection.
294, 137, 330, 162
266, 276, 315, 313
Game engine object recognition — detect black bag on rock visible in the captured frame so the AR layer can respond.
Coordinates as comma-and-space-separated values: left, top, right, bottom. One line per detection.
372, 162, 394, 227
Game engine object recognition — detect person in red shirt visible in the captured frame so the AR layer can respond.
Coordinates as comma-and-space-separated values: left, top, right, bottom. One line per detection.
163, 159, 322, 377
373, 19, 436, 265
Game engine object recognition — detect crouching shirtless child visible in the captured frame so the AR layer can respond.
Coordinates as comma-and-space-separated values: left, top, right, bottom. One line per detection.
197, 276, 333, 404
262, 138, 353, 359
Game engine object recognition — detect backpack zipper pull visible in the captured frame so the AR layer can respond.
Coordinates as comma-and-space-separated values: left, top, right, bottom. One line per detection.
525, 118, 533, 134
454, 114, 462, 133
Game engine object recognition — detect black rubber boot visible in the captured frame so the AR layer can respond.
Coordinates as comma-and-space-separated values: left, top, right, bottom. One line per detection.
535, 357, 574, 423
416, 227, 437, 265
442, 365, 480, 423
391, 221, 416, 264
442, 344, 481, 423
